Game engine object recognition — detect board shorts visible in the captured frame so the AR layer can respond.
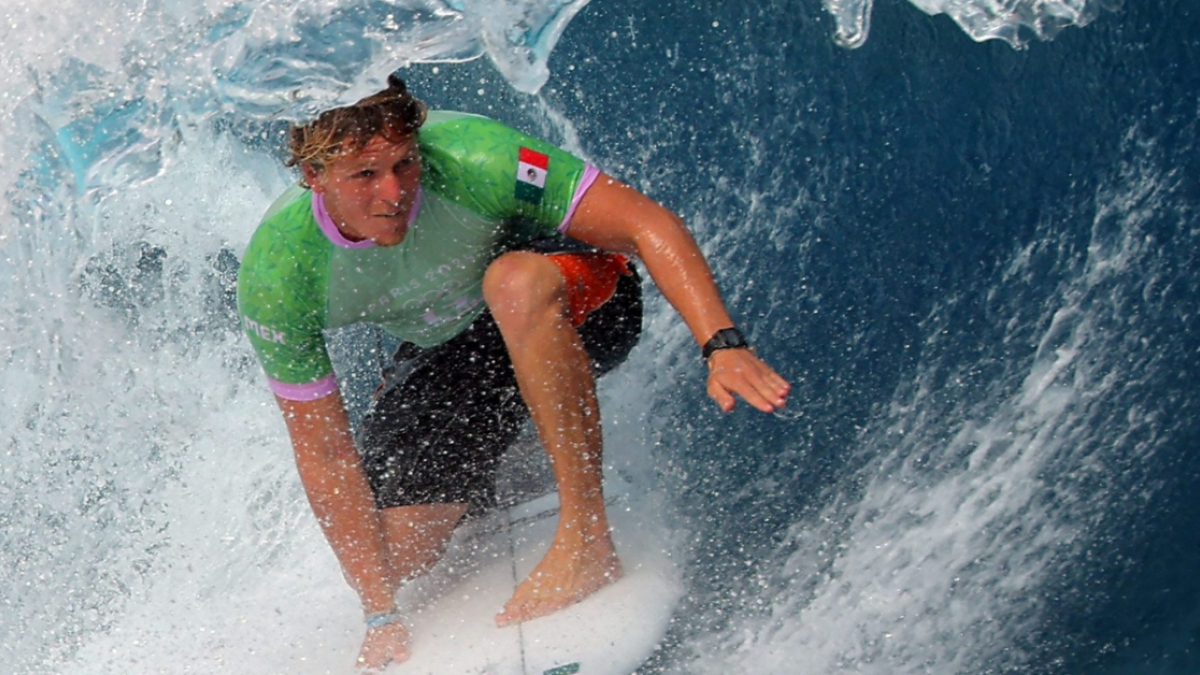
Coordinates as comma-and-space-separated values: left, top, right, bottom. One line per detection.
357, 251, 642, 512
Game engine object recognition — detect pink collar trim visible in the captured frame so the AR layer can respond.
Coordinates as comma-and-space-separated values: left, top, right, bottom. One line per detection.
311, 189, 423, 249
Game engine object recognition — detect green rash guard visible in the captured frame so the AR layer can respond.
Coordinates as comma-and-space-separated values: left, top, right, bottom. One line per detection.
237, 111, 601, 401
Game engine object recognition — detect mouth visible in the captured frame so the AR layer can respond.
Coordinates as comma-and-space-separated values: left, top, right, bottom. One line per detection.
372, 208, 407, 221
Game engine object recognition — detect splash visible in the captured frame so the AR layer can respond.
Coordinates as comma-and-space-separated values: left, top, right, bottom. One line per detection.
675, 128, 1190, 674
0, 2, 590, 672
824, 0, 1122, 48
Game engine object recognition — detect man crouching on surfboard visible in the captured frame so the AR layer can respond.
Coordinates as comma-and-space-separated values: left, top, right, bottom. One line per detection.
236, 75, 789, 670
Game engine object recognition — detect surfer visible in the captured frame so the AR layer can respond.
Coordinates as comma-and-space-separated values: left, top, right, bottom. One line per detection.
237, 75, 790, 669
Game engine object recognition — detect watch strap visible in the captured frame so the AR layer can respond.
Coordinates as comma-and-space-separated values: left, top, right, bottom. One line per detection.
702, 327, 749, 359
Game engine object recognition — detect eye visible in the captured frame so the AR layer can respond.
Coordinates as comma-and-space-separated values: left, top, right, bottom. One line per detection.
354, 169, 376, 179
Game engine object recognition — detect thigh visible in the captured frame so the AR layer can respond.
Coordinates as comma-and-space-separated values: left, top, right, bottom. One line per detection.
357, 257, 642, 510
357, 315, 529, 512
519, 241, 643, 376
577, 265, 643, 377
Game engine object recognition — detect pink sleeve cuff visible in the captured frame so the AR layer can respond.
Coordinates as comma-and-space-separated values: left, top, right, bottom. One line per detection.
268, 373, 340, 401
559, 164, 601, 234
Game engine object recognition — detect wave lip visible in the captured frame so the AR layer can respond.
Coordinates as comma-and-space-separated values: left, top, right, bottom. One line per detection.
824, 0, 1122, 48
211, 0, 591, 118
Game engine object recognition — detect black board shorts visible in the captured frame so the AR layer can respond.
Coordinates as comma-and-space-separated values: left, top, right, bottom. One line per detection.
357, 267, 642, 512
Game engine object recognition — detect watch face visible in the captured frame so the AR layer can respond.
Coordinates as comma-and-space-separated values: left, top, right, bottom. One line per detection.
716, 328, 746, 348
704, 328, 748, 358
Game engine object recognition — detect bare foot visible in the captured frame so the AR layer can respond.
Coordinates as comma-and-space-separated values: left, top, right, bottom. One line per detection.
495, 530, 624, 627
357, 622, 411, 671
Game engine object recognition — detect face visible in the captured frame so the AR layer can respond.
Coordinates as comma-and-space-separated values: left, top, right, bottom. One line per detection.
304, 134, 422, 247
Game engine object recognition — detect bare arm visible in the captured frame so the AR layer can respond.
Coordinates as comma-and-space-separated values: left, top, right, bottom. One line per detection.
277, 392, 396, 614
567, 174, 790, 412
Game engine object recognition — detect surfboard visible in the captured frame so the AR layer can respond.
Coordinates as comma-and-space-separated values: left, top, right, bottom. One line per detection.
387, 473, 682, 675
56, 424, 679, 674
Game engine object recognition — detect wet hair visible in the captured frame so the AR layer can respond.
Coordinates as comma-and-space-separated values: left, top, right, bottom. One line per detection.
286, 74, 427, 172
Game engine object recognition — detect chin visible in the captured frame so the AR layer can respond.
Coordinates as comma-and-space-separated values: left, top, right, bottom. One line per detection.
373, 230, 407, 247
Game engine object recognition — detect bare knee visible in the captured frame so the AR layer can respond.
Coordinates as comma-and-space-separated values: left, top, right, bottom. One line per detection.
482, 252, 568, 334
380, 503, 468, 583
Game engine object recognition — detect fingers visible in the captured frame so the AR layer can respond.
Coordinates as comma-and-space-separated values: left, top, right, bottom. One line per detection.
707, 377, 737, 412
706, 349, 790, 413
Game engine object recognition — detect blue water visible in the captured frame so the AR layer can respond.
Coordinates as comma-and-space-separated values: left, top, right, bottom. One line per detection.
2, 0, 1198, 673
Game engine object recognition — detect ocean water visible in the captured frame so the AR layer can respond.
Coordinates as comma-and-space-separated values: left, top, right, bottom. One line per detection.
2, 0, 1198, 673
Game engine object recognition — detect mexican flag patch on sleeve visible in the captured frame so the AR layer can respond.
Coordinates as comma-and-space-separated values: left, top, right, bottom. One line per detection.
515, 147, 549, 204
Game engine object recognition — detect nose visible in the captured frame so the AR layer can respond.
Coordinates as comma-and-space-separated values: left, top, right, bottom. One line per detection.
377, 172, 405, 205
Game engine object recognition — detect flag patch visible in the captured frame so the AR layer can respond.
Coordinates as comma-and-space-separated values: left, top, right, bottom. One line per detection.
515, 147, 549, 204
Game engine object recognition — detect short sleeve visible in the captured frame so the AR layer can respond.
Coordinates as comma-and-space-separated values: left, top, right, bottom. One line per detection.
418, 114, 595, 242
236, 193, 337, 400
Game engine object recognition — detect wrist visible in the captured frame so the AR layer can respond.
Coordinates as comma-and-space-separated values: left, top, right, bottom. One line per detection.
702, 327, 749, 360
365, 609, 404, 630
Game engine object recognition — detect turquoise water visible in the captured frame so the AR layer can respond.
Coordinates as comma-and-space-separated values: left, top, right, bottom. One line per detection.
2, 0, 1197, 673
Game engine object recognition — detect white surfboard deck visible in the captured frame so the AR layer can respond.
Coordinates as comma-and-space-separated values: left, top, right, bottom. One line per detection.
389, 477, 682, 675
59, 435, 680, 675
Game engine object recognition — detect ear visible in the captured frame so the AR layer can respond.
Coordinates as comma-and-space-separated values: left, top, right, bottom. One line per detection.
301, 163, 326, 194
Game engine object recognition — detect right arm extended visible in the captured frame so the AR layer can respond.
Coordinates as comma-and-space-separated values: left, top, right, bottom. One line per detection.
277, 392, 396, 613
277, 391, 412, 668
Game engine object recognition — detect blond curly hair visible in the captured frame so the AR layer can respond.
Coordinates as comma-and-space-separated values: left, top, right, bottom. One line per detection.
287, 74, 427, 173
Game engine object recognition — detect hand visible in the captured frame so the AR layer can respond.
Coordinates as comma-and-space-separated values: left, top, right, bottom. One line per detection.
706, 349, 790, 413
357, 622, 411, 671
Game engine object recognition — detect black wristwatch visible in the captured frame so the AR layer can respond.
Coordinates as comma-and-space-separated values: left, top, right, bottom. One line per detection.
702, 327, 749, 360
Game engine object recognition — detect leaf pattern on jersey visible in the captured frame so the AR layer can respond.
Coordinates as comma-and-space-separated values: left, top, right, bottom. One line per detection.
237, 113, 590, 387
237, 189, 335, 385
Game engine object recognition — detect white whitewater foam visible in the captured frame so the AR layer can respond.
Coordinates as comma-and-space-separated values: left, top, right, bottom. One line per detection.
824, 0, 1121, 48
0, 3, 665, 673
674, 128, 1185, 674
